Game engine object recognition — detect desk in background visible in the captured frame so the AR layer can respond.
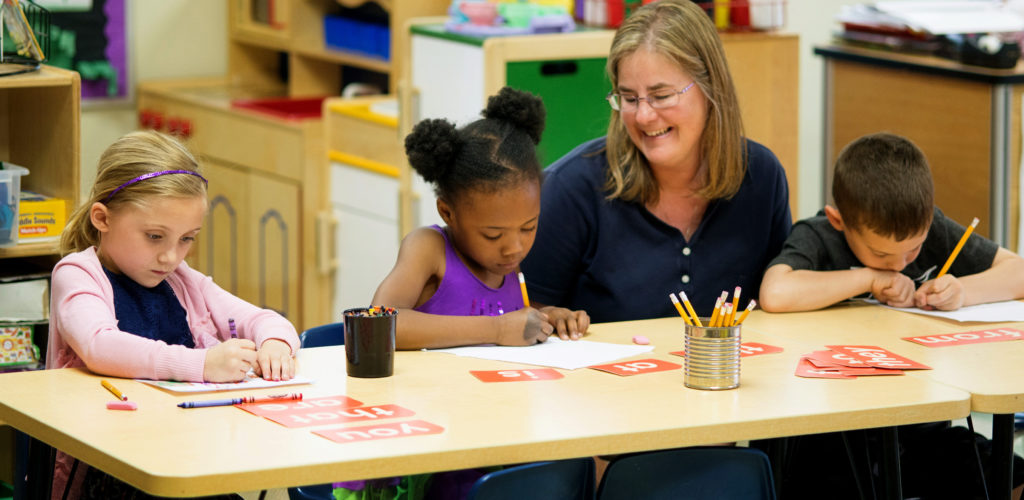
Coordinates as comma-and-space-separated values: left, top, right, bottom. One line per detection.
0, 318, 968, 498
816, 44, 1024, 250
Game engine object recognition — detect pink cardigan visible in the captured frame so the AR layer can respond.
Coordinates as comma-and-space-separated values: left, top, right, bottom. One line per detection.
47, 247, 301, 499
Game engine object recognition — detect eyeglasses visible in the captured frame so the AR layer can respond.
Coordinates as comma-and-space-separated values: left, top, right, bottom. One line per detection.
606, 82, 697, 112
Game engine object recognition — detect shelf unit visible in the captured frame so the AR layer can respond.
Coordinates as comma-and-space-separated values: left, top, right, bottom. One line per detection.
228, 0, 450, 96
0, 65, 81, 259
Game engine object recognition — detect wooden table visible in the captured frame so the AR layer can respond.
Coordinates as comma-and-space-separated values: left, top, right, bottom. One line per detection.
745, 303, 1024, 500
0, 318, 970, 497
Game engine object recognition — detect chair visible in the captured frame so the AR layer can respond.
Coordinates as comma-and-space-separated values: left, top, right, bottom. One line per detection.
287, 322, 344, 500
466, 457, 596, 500
597, 447, 776, 500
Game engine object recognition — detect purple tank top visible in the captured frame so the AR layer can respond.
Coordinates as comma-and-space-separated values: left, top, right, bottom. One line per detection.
414, 225, 525, 316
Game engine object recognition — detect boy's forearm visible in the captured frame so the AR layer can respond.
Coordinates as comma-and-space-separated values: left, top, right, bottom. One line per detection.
393, 309, 499, 350
761, 267, 874, 312
958, 254, 1024, 306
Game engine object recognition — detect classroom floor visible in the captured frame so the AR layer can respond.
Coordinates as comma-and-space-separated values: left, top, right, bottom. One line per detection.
239, 416, 1024, 500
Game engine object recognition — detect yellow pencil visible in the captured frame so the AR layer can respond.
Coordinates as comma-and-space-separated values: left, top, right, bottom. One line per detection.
734, 300, 757, 326
518, 272, 530, 308
679, 291, 703, 327
709, 293, 726, 327
721, 303, 733, 328
101, 379, 127, 401
669, 293, 693, 325
727, 286, 741, 326
936, 217, 979, 278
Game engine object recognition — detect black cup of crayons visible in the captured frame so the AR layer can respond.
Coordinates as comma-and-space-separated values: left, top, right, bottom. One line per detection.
343, 306, 397, 378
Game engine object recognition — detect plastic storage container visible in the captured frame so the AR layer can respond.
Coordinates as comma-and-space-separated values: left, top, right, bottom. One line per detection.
0, 162, 29, 247
324, 15, 390, 60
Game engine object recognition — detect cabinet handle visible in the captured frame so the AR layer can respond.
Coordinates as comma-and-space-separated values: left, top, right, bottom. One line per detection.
316, 211, 338, 275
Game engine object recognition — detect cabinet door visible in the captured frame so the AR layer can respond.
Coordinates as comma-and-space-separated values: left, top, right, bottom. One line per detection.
249, 173, 301, 323
192, 160, 250, 299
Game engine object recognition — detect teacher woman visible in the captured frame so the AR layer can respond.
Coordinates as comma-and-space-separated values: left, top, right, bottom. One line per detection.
521, 0, 792, 323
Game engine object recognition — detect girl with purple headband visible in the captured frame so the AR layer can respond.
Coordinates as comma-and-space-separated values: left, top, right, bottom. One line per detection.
48, 130, 299, 500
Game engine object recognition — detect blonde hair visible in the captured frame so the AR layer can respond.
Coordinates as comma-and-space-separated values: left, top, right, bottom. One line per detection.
604, 0, 746, 204
61, 131, 207, 255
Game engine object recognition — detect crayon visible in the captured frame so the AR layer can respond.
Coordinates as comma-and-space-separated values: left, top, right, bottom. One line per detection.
228, 318, 237, 339
177, 393, 303, 409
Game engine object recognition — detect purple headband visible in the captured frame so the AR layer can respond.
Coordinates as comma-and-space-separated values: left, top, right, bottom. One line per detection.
104, 170, 208, 202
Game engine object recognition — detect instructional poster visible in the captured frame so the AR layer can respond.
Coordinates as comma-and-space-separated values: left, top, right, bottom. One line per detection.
35, 0, 129, 101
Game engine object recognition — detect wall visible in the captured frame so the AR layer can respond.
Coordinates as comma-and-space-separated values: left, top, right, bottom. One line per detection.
79, 0, 228, 201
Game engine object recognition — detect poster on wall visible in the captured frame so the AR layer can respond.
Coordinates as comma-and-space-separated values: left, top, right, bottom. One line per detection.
35, 0, 128, 103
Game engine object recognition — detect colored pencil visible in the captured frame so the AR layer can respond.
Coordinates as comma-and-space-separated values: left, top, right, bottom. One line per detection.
936, 217, 979, 278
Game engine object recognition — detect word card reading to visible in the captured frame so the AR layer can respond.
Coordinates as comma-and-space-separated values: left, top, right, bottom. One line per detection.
826, 345, 931, 370
471, 369, 564, 382
669, 342, 782, 359
589, 358, 681, 376
903, 328, 1023, 347
315, 419, 445, 444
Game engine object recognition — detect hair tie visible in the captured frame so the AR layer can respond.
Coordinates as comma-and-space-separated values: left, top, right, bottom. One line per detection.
104, 170, 208, 203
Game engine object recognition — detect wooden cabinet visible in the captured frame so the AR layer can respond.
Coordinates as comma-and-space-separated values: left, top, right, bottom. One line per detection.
0, 66, 80, 260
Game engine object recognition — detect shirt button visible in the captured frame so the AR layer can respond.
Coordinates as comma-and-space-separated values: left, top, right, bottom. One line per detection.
682, 247, 691, 256
681, 275, 690, 284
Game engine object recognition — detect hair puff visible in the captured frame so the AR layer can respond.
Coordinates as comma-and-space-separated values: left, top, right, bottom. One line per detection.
404, 118, 460, 183
482, 87, 545, 145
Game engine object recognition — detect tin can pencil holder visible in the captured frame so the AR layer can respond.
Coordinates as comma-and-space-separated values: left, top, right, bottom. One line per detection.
343, 306, 396, 378
684, 319, 740, 390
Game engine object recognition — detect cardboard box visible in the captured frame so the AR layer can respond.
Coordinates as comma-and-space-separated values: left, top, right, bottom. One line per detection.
18, 190, 66, 242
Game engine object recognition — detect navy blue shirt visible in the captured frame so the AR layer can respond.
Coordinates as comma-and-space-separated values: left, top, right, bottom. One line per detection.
103, 268, 194, 348
521, 137, 792, 322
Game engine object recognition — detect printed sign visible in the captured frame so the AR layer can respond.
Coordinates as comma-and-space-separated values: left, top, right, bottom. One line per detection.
826, 345, 931, 370
471, 369, 564, 382
314, 419, 445, 444
588, 358, 682, 376
903, 328, 1023, 347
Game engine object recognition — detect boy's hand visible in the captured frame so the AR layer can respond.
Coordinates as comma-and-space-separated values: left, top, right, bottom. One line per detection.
204, 338, 257, 382
255, 339, 296, 381
539, 306, 590, 340
497, 308, 554, 346
914, 275, 965, 311
871, 271, 915, 307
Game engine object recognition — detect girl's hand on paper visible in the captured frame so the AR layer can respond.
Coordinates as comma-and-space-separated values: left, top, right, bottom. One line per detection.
497, 308, 553, 346
872, 271, 915, 308
204, 339, 257, 382
540, 306, 590, 340
255, 339, 296, 381
914, 275, 965, 311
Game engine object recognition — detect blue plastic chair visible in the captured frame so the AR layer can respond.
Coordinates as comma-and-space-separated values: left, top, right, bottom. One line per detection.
288, 322, 344, 500
467, 458, 596, 500
597, 447, 776, 500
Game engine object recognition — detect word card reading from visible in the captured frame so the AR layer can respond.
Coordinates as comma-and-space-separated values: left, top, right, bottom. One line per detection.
902, 328, 1023, 347
826, 345, 931, 370
471, 369, 564, 382
589, 358, 681, 376
315, 420, 445, 444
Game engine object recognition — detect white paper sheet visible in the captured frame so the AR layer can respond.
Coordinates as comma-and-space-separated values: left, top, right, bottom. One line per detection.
870, 299, 1024, 322
429, 338, 654, 370
137, 373, 313, 393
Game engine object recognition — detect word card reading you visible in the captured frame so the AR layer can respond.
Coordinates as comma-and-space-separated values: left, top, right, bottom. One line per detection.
903, 328, 1023, 347
315, 420, 445, 444
471, 369, 564, 382
589, 358, 681, 376
826, 345, 931, 370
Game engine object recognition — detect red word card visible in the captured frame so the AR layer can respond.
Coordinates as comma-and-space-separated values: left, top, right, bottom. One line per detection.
589, 358, 681, 376
795, 357, 855, 379
826, 345, 931, 370
257, 404, 415, 428
471, 369, 564, 382
903, 328, 1023, 347
315, 419, 445, 444
237, 395, 363, 424
669, 342, 783, 359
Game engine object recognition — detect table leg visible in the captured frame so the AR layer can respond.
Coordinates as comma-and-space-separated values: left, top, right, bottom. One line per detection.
879, 426, 902, 500
991, 413, 1014, 500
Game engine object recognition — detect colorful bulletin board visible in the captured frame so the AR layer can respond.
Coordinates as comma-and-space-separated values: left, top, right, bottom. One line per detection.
36, 0, 128, 102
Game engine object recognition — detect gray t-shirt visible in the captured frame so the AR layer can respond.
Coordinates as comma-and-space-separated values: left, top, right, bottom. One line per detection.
769, 207, 998, 294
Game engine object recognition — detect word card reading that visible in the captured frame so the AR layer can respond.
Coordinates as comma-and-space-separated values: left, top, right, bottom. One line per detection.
826, 345, 931, 370
471, 369, 564, 382
589, 358, 681, 376
903, 328, 1023, 347
315, 420, 444, 444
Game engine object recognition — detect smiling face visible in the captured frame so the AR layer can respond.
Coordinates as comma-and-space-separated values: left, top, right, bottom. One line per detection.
438, 180, 541, 286
92, 195, 207, 288
616, 47, 709, 173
